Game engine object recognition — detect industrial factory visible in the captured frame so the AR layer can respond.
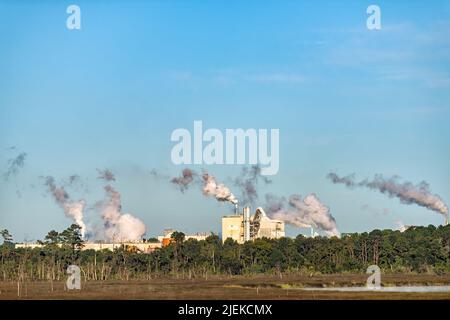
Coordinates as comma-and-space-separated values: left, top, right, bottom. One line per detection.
15, 206, 286, 253
222, 206, 285, 244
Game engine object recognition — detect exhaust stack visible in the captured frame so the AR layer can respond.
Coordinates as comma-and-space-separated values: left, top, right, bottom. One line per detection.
243, 206, 251, 242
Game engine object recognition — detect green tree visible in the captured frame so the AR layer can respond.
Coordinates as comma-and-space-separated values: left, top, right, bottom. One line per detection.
44, 230, 61, 245
60, 224, 84, 261
171, 231, 185, 243
0, 229, 13, 243
0, 229, 13, 281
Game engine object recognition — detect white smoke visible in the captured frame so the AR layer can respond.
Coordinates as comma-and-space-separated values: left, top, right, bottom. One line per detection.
44, 176, 87, 238
266, 193, 340, 237
202, 172, 238, 205
328, 173, 449, 221
395, 220, 408, 233
100, 185, 146, 242
170, 169, 238, 205
64, 201, 87, 237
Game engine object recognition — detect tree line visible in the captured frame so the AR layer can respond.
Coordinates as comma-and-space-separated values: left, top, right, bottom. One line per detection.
1, 224, 449, 281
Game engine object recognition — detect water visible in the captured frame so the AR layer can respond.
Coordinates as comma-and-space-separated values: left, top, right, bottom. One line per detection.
300, 286, 450, 293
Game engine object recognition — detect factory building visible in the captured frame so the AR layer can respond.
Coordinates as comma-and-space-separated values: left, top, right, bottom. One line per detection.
16, 209, 286, 252
15, 230, 210, 252
16, 241, 162, 253
157, 229, 209, 247
83, 242, 162, 253
222, 206, 285, 244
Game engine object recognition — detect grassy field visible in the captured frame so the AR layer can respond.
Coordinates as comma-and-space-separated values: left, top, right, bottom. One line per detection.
1, 274, 450, 300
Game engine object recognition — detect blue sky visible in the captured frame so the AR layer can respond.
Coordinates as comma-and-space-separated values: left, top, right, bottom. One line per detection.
1, 0, 450, 241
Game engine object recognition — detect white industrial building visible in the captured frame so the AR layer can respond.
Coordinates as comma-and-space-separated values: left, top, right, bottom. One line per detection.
221, 206, 285, 244
15, 241, 162, 253
15, 208, 287, 252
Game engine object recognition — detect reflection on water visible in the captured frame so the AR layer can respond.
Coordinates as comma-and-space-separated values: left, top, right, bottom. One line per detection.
301, 286, 450, 293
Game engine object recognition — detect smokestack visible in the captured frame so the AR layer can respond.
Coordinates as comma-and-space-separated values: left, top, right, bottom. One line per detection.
445, 215, 449, 226
243, 206, 251, 242
235, 202, 239, 215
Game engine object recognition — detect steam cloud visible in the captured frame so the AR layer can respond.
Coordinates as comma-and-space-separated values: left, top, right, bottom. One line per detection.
327, 173, 449, 218
171, 168, 340, 236
265, 193, 340, 237
171, 168, 238, 205
44, 176, 87, 238
202, 172, 238, 204
234, 165, 271, 205
99, 185, 146, 242
395, 220, 408, 233
44, 169, 146, 242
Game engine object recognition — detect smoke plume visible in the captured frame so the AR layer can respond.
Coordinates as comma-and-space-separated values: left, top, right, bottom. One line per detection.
67, 175, 80, 185
265, 193, 340, 237
61, 174, 89, 193
3, 152, 27, 181
327, 172, 449, 219
327, 173, 356, 188
150, 169, 170, 180
171, 168, 238, 205
202, 172, 238, 204
171, 168, 198, 192
44, 176, 87, 238
97, 169, 116, 182
100, 185, 146, 242
395, 220, 409, 233
234, 165, 271, 205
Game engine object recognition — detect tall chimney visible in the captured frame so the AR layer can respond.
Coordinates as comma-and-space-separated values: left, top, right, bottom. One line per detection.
243, 206, 251, 242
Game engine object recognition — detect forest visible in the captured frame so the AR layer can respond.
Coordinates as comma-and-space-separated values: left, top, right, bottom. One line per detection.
1, 224, 450, 281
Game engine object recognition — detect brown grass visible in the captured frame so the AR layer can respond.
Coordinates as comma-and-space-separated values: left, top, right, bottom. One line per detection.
1, 274, 450, 300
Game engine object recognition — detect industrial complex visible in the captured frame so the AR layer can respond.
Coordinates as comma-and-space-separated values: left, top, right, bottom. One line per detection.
222, 206, 285, 244
15, 206, 286, 253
